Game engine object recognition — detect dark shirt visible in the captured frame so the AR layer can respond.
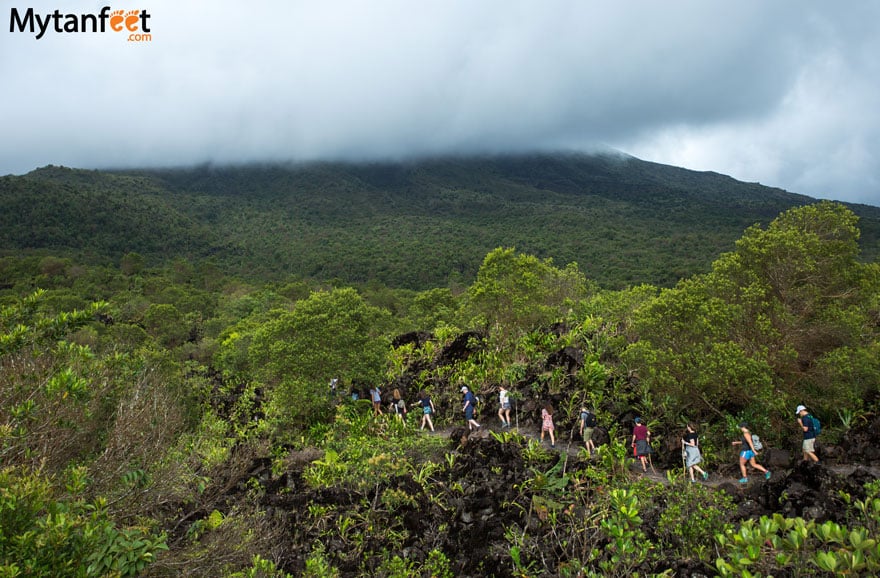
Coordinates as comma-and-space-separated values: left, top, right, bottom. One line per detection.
802, 415, 817, 440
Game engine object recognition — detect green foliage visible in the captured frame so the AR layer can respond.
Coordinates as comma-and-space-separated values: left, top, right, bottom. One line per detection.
303, 543, 340, 578
0, 466, 167, 577
248, 288, 392, 433
227, 555, 292, 578
302, 405, 447, 491
624, 202, 880, 431
11, 156, 880, 290
461, 247, 588, 339
655, 481, 735, 562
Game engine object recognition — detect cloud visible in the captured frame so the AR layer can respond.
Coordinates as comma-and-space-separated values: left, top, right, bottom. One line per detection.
1, 0, 878, 205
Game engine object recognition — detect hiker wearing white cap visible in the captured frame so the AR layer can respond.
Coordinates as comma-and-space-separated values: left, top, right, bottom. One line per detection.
796, 405, 819, 462
461, 386, 481, 431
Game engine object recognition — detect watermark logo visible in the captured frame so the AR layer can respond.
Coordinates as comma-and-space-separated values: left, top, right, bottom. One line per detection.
9, 6, 152, 42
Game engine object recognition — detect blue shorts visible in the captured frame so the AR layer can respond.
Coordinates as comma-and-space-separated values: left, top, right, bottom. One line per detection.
465, 406, 474, 420
740, 449, 756, 460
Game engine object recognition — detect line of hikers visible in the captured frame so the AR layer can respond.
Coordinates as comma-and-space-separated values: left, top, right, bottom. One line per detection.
628, 404, 820, 483
348, 381, 821, 484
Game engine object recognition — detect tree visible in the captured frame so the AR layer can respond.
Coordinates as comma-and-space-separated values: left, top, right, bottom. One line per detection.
461, 248, 590, 342
624, 202, 880, 425
248, 288, 392, 431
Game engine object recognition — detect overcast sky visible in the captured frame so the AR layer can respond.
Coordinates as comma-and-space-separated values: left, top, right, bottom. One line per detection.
2, 1, 879, 206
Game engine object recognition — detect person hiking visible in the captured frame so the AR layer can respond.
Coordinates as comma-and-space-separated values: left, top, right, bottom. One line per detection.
796, 404, 819, 462
369, 386, 383, 416
682, 423, 709, 482
392, 388, 407, 423
579, 406, 597, 455
498, 385, 511, 428
631, 417, 654, 473
461, 386, 481, 431
540, 403, 556, 448
732, 422, 770, 483
419, 390, 436, 432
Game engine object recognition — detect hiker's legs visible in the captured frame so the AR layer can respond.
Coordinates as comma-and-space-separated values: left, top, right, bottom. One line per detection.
426, 415, 434, 432
640, 455, 647, 472
749, 458, 767, 474
803, 439, 819, 462
549, 429, 555, 445
739, 456, 748, 478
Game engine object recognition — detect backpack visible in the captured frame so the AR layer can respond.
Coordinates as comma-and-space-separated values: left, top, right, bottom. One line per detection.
808, 414, 821, 436
584, 411, 597, 427
751, 434, 763, 451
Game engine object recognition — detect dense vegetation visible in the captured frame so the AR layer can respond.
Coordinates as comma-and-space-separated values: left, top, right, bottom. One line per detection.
3, 198, 880, 576
4, 153, 880, 290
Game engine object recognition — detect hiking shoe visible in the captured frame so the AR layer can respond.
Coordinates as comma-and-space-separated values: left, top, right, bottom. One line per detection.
702, 472, 709, 481
551, 444, 556, 448
739, 477, 749, 484
765, 471, 772, 480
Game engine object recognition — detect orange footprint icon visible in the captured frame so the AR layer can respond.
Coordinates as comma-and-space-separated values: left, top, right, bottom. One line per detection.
109, 9, 125, 32
124, 10, 141, 32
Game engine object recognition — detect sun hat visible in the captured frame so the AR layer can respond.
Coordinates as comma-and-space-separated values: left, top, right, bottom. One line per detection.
795, 404, 807, 415
460, 386, 468, 392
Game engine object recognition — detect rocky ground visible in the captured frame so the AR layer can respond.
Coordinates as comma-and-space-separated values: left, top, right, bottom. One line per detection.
226, 416, 880, 577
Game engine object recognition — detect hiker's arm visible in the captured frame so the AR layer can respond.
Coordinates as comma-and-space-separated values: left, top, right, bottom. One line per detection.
799, 417, 807, 432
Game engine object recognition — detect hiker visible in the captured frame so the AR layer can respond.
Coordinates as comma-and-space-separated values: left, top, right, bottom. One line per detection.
631, 417, 654, 473
732, 422, 770, 483
329, 377, 338, 397
796, 405, 820, 462
540, 403, 556, 448
682, 423, 709, 482
579, 407, 597, 455
369, 386, 383, 416
392, 388, 407, 423
419, 390, 436, 432
461, 386, 481, 431
350, 387, 359, 401
498, 385, 511, 428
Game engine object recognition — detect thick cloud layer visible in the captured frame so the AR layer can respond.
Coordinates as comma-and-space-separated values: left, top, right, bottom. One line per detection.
2, 0, 879, 205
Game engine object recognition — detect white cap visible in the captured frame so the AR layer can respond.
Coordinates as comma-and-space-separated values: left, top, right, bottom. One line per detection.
460, 386, 468, 392
795, 404, 807, 415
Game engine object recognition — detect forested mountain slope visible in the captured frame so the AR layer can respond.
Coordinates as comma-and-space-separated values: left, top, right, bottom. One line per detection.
3, 153, 878, 288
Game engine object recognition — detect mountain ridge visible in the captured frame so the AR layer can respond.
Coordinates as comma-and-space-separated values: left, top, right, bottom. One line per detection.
3, 152, 878, 289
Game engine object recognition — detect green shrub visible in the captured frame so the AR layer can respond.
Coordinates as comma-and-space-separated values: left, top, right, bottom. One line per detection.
0, 467, 167, 577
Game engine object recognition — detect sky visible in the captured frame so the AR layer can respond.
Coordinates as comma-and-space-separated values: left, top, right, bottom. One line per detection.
2, 1, 879, 206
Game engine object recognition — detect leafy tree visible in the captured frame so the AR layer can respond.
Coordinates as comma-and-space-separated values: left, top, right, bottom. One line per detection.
625, 202, 880, 426
120, 252, 145, 276
248, 288, 392, 432
461, 247, 590, 342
